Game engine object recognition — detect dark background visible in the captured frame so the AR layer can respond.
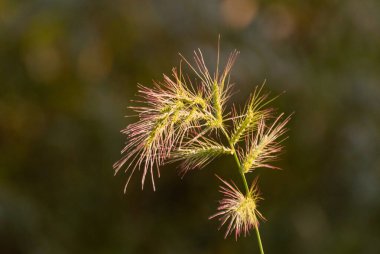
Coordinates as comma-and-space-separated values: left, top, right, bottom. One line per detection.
1, 0, 380, 253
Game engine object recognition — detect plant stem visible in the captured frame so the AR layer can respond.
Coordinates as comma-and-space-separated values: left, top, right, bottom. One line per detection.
232, 147, 265, 254
232, 150, 249, 193
221, 127, 265, 254
255, 226, 264, 254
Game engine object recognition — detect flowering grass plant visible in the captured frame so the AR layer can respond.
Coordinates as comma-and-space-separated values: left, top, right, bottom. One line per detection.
114, 44, 290, 253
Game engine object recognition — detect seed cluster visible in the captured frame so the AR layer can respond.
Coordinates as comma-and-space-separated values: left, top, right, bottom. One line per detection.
115, 46, 290, 238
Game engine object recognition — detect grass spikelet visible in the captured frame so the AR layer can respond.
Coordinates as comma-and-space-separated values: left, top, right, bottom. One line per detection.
210, 176, 265, 240
171, 138, 233, 176
240, 114, 291, 173
114, 67, 215, 191
230, 84, 276, 145
180, 48, 238, 128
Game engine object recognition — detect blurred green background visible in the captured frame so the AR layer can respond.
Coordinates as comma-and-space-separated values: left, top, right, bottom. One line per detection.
1, 0, 380, 253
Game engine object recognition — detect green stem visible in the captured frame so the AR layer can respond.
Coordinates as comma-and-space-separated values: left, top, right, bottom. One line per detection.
255, 226, 264, 254
232, 150, 249, 193
221, 127, 265, 254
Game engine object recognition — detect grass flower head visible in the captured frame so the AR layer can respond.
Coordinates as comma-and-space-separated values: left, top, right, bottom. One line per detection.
114, 41, 291, 253
210, 176, 264, 240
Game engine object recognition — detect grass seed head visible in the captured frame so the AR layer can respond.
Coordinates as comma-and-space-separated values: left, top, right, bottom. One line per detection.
210, 176, 265, 240
114, 66, 215, 191
240, 113, 290, 173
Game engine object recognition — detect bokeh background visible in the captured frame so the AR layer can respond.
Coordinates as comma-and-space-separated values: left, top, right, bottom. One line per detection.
1, 0, 380, 253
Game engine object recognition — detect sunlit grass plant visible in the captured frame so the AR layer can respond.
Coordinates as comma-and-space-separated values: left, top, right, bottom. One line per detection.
114, 43, 290, 253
